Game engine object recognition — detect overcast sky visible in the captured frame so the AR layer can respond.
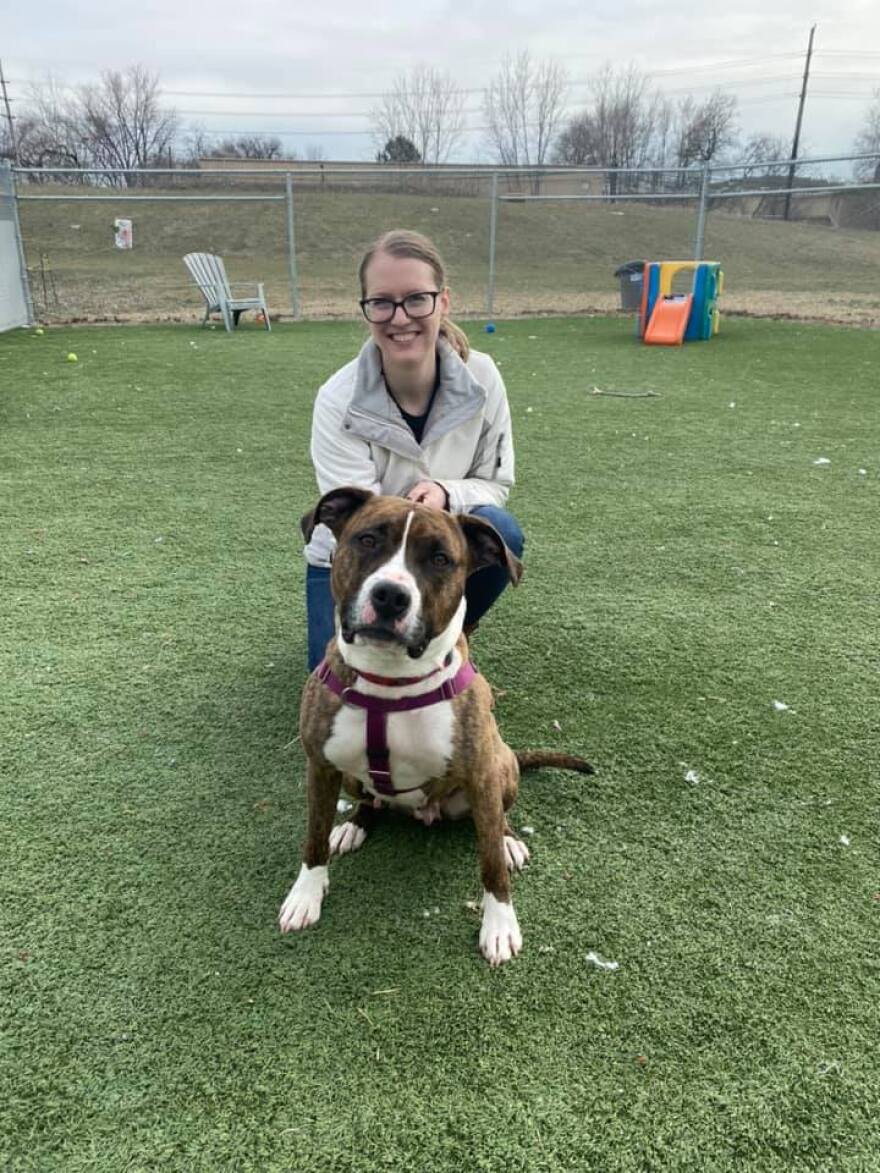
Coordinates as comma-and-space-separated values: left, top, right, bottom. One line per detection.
6, 1, 880, 165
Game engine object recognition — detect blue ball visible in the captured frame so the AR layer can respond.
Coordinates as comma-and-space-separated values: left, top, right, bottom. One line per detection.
485, 322, 496, 333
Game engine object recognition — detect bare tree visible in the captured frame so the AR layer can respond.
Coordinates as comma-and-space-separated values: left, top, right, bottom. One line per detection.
371, 66, 464, 164
180, 123, 212, 166
738, 133, 790, 178
553, 111, 597, 166
484, 51, 568, 183
209, 134, 284, 160
649, 93, 676, 172
676, 90, 738, 169
78, 66, 178, 183
12, 75, 89, 177
553, 64, 658, 193
853, 89, 880, 181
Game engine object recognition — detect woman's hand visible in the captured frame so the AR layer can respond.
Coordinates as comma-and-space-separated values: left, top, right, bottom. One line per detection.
406, 481, 449, 511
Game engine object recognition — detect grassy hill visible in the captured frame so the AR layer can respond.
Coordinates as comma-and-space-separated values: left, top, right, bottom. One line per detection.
16, 183, 880, 325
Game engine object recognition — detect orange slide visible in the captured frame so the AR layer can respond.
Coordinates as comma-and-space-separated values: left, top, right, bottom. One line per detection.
644, 294, 693, 346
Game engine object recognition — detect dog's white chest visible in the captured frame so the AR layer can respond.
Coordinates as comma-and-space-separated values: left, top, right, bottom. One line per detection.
324, 702, 455, 808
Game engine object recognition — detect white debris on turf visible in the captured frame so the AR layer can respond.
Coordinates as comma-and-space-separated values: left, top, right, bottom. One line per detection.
586, 951, 619, 972
684, 769, 701, 784
858, 469, 867, 476
336, 799, 353, 813
839, 834, 851, 847
773, 700, 790, 712
813, 457, 831, 466
520, 826, 535, 836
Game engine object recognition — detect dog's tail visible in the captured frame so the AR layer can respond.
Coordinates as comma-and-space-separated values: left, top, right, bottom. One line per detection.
515, 751, 595, 775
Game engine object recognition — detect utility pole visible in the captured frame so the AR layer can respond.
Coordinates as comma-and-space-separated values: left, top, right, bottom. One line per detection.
0, 59, 18, 165
783, 24, 816, 222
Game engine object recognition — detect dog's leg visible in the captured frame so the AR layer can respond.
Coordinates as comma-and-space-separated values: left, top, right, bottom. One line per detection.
497, 748, 528, 872
502, 819, 531, 872
329, 799, 381, 856
278, 760, 341, 932
469, 780, 523, 966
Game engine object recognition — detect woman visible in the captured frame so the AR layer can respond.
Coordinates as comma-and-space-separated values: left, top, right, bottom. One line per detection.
304, 229, 523, 670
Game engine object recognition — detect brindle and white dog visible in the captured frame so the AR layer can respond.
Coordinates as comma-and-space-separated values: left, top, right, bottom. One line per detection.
279, 487, 592, 966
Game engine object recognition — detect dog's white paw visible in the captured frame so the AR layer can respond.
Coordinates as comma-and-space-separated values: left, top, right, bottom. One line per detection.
278, 864, 329, 932
504, 834, 530, 872
329, 821, 367, 856
479, 892, 523, 966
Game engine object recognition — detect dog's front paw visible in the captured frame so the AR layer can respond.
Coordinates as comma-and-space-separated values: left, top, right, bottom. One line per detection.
479, 892, 523, 966
504, 834, 530, 872
329, 821, 367, 856
278, 864, 329, 932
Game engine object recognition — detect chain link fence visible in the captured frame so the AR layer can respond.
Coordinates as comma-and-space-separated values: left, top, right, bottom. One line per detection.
9, 154, 880, 328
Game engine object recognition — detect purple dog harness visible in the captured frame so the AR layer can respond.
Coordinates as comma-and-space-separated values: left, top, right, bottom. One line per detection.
316, 655, 478, 796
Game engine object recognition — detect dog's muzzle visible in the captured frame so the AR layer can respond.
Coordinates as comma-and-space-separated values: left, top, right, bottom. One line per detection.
340, 575, 432, 658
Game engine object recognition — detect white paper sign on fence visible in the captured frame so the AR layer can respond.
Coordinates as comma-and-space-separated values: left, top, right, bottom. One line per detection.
114, 218, 133, 250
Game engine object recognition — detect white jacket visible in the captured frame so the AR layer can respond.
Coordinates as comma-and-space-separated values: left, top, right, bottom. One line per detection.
305, 337, 515, 567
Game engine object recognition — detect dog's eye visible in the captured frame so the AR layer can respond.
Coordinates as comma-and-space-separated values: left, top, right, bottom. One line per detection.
432, 551, 451, 568
357, 533, 377, 549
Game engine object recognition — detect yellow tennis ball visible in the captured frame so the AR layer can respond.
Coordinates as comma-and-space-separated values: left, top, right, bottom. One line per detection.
35, 327, 44, 335
66, 352, 78, 362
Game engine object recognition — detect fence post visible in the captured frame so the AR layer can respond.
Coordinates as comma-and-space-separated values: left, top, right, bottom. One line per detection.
486, 171, 498, 318
285, 172, 301, 320
694, 164, 710, 261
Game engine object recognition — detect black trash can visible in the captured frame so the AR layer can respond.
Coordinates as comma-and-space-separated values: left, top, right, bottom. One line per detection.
614, 261, 645, 311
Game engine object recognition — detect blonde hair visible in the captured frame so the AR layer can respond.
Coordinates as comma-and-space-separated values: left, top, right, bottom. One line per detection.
358, 229, 470, 362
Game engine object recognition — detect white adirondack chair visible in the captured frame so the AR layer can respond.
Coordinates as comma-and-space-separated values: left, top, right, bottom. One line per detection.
183, 252, 271, 333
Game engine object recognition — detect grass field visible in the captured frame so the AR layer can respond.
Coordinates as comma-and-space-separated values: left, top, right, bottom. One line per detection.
2, 316, 879, 1171
17, 183, 880, 326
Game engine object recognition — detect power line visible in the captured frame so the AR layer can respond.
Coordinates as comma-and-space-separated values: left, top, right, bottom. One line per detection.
191, 100, 807, 138
816, 49, 880, 58
2, 52, 838, 102
808, 91, 880, 99
810, 72, 880, 80
171, 76, 814, 119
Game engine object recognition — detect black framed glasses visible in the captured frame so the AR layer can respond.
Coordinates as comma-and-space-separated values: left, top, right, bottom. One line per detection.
359, 291, 440, 324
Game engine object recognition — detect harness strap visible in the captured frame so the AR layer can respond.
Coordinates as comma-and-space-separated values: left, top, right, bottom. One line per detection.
316, 657, 478, 796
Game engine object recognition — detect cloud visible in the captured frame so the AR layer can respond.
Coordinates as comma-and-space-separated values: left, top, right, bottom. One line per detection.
7, 0, 879, 161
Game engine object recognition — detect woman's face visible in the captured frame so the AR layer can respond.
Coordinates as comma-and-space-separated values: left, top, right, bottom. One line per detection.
361, 251, 450, 370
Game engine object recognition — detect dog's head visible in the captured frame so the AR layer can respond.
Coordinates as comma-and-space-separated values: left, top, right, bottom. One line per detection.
303, 487, 522, 665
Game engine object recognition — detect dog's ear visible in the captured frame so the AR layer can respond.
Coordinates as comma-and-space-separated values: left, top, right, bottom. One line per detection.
301, 486, 374, 542
457, 513, 523, 585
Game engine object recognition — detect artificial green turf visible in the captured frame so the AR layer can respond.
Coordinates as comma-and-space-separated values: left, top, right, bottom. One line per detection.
1, 318, 878, 1171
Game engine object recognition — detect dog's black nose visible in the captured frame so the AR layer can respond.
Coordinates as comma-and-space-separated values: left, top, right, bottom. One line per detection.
370, 580, 411, 620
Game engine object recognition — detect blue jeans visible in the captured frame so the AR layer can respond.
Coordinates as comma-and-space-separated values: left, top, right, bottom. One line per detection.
306, 505, 525, 670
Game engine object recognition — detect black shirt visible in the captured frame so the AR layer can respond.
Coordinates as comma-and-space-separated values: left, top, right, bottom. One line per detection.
390, 378, 440, 446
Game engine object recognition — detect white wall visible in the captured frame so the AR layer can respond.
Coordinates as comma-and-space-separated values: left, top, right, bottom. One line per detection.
0, 165, 31, 332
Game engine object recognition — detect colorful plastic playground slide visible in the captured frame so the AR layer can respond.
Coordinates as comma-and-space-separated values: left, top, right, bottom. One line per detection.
644, 294, 693, 345
638, 261, 723, 346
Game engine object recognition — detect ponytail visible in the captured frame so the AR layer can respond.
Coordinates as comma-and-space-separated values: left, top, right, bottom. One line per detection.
439, 317, 470, 362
